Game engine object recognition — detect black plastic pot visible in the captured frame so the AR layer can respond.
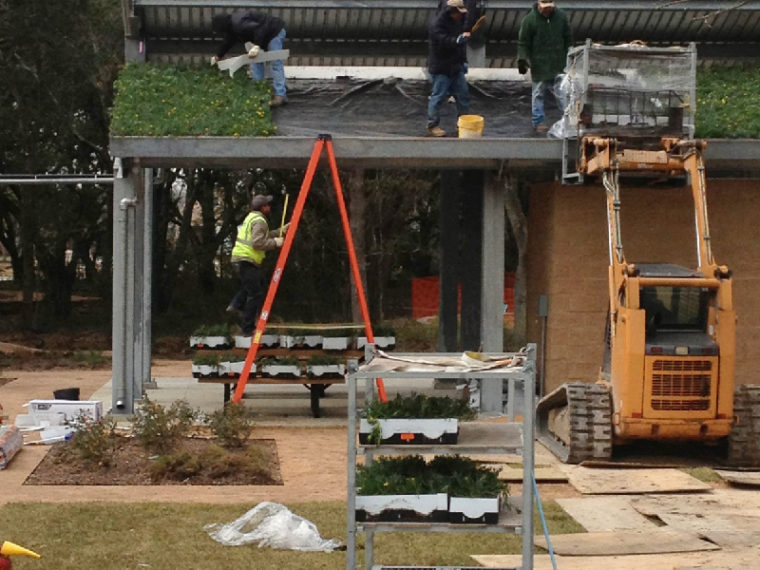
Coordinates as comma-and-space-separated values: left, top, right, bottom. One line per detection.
53, 387, 80, 401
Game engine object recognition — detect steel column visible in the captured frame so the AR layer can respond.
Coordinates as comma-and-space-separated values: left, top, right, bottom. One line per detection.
480, 171, 506, 412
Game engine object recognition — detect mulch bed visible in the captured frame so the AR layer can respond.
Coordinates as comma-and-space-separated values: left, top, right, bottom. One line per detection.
24, 437, 283, 486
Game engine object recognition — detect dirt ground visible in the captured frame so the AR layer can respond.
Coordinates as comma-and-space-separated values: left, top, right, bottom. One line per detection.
0, 359, 350, 505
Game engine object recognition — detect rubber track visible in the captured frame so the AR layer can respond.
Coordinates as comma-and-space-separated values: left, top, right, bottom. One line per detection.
537, 382, 613, 464
726, 384, 760, 467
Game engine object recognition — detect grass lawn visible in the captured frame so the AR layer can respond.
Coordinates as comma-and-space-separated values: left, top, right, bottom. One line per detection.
0, 499, 582, 569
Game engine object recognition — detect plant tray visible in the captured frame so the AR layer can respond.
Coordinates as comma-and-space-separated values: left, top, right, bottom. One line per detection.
355, 493, 448, 523
296, 335, 323, 349
357, 336, 396, 350
322, 336, 351, 351
219, 361, 254, 378
191, 364, 219, 378
306, 364, 346, 379
359, 418, 459, 445
189, 335, 232, 350
278, 335, 296, 349
448, 496, 501, 524
234, 334, 279, 349
261, 364, 302, 378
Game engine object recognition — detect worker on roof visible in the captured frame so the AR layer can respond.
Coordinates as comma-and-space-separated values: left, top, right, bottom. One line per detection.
517, 0, 572, 134
211, 11, 288, 108
229, 195, 288, 336
427, 0, 471, 137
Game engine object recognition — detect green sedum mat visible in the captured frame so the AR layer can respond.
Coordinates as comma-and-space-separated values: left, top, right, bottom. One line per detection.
110, 63, 275, 137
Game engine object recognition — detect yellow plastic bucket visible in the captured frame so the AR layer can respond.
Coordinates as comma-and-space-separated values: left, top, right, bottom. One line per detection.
457, 115, 484, 138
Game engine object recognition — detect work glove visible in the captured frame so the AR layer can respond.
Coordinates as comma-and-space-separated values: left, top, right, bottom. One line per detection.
274, 237, 284, 247
248, 45, 260, 58
517, 59, 528, 75
456, 33, 468, 45
210, 55, 219, 66
279, 222, 290, 234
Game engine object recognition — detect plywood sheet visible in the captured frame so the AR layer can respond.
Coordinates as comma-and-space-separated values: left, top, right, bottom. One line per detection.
533, 530, 718, 556
473, 548, 760, 570
561, 465, 712, 494
629, 491, 760, 549
718, 470, 760, 487
630, 489, 760, 517
498, 465, 568, 482
556, 496, 656, 531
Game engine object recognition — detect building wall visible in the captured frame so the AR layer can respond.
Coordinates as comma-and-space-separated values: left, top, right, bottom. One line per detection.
526, 179, 760, 394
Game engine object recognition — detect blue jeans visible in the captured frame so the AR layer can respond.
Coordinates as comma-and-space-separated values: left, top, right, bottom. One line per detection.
531, 75, 566, 127
251, 28, 287, 97
427, 72, 470, 128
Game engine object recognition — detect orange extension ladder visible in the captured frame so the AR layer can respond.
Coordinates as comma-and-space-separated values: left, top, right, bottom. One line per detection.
232, 135, 387, 404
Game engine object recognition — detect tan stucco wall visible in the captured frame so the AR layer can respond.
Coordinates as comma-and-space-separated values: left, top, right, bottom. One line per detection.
526, 179, 760, 393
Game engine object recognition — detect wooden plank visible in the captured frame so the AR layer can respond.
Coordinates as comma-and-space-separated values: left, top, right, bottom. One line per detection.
533, 530, 719, 556
473, 549, 760, 570
630, 489, 760, 517
555, 496, 656, 531
215, 49, 290, 77
561, 465, 712, 494
717, 470, 760, 486
197, 377, 343, 385
629, 491, 760, 548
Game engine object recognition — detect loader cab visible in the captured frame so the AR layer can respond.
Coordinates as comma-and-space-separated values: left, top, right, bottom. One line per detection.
637, 263, 717, 357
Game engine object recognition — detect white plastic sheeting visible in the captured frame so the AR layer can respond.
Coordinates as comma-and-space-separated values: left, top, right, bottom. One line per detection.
204, 502, 343, 552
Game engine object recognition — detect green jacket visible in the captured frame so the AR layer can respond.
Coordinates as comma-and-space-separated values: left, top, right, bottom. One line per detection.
517, 5, 572, 82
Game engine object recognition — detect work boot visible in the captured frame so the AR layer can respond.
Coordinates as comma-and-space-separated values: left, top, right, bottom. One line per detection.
270, 95, 287, 107
535, 123, 549, 133
427, 125, 446, 137
225, 305, 242, 317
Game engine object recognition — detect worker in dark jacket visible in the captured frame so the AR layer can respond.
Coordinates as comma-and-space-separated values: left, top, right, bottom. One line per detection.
427, 0, 471, 137
211, 11, 288, 107
517, 0, 572, 133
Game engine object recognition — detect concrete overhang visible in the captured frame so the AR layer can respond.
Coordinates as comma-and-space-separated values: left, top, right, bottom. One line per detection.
109, 136, 760, 178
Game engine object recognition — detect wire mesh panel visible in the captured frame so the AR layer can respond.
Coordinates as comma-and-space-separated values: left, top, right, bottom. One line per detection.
560, 41, 697, 140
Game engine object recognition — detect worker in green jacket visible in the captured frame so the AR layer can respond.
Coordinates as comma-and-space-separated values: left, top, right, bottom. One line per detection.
229, 194, 288, 335
517, 0, 572, 133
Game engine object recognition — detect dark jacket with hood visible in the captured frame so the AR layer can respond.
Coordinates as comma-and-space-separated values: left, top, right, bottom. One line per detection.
428, 8, 467, 77
517, 4, 572, 82
212, 11, 285, 58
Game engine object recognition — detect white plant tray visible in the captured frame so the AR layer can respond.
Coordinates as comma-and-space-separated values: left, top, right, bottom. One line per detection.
356, 493, 448, 516
261, 364, 302, 378
359, 417, 459, 444
306, 364, 346, 378
189, 335, 231, 349
448, 496, 501, 521
357, 336, 396, 350
219, 360, 252, 378
322, 336, 351, 350
234, 334, 279, 348
191, 364, 219, 378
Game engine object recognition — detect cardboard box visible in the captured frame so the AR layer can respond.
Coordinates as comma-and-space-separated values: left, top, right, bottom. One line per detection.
26, 400, 103, 423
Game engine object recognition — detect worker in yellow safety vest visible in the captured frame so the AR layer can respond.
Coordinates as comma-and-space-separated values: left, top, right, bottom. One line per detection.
228, 194, 289, 335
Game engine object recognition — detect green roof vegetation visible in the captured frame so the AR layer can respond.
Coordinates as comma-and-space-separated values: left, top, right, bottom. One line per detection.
110, 63, 275, 136
109, 63, 759, 139
696, 66, 760, 138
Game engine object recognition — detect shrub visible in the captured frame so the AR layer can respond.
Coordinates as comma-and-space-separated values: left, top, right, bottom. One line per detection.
192, 352, 221, 366
149, 443, 270, 482
307, 354, 341, 366
364, 393, 476, 421
206, 403, 255, 449
68, 414, 119, 468
192, 323, 231, 337
131, 396, 198, 454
